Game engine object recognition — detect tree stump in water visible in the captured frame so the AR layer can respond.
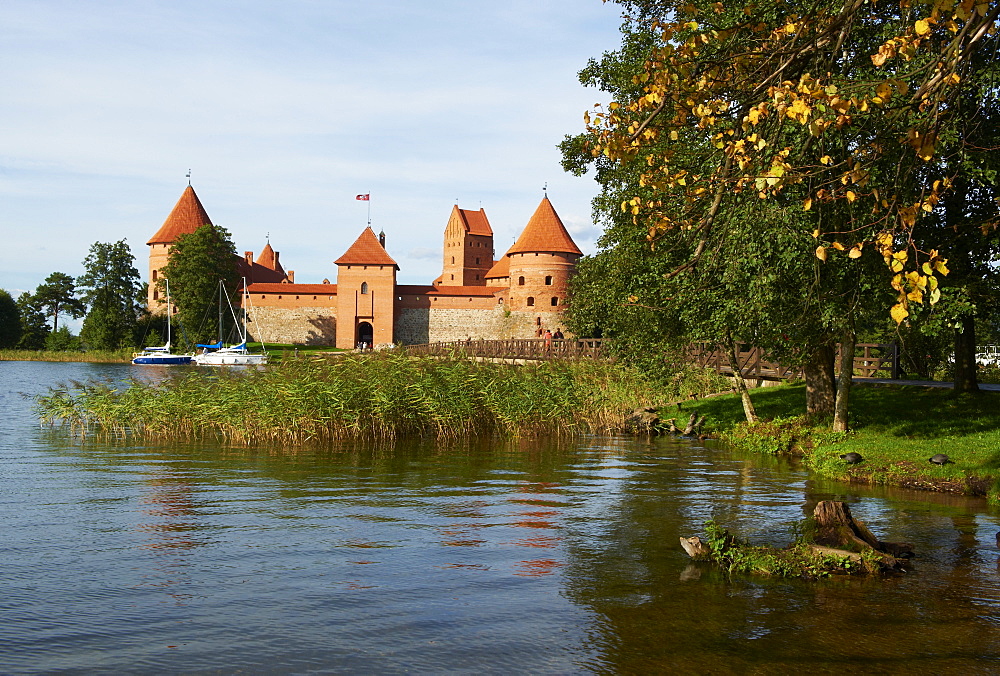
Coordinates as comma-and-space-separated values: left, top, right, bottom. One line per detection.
809, 500, 912, 572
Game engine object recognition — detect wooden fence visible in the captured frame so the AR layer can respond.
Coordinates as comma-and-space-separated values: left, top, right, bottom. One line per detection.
403, 338, 901, 381
403, 338, 606, 361
687, 342, 901, 380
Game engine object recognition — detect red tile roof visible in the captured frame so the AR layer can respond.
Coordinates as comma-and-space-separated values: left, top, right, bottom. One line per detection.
147, 185, 213, 245
454, 206, 493, 236
507, 197, 582, 256
334, 227, 399, 268
397, 284, 499, 297
246, 283, 338, 294
255, 242, 285, 273
484, 250, 510, 279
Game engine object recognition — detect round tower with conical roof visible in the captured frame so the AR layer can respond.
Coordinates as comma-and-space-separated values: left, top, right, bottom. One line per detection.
503, 197, 582, 317
146, 185, 213, 310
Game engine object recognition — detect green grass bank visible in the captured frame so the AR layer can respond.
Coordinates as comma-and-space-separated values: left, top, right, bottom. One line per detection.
683, 382, 1000, 501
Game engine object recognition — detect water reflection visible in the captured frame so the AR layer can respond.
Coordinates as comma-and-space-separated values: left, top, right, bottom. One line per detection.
4, 361, 1000, 672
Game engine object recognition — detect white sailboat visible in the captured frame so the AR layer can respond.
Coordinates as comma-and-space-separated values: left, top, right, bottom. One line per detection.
194, 279, 268, 366
132, 279, 193, 365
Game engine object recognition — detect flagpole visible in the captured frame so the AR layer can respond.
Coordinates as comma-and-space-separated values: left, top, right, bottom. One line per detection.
368, 193, 371, 228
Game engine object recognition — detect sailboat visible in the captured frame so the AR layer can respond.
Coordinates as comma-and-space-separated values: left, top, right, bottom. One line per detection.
132, 279, 194, 365
194, 279, 268, 366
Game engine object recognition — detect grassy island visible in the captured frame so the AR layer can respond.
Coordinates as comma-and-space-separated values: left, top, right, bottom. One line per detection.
35, 353, 700, 443
683, 382, 1000, 502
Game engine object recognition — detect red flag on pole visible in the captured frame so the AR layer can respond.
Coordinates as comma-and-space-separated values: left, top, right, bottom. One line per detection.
356, 194, 370, 201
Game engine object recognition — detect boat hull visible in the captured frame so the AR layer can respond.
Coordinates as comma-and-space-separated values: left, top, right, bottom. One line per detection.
194, 352, 268, 366
132, 354, 193, 365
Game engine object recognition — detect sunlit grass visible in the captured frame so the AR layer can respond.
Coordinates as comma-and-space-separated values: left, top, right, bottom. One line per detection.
36, 353, 675, 444
684, 383, 1000, 500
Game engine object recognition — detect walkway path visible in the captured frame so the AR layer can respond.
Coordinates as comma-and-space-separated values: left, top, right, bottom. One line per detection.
855, 377, 1000, 391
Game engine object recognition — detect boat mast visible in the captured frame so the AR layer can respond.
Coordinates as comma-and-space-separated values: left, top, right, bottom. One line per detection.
217, 279, 224, 346
165, 278, 172, 348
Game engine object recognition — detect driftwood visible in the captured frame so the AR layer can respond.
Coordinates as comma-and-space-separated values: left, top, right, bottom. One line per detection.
682, 413, 706, 436
811, 500, 912, 571
680, 500, 913, 576
679, 536, 713, 560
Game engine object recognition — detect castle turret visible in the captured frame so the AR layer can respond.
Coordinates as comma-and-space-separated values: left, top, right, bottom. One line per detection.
504, 197, 582, 313
146, 185, 212, 309
437, 206, 494, 286
334, 227, 398, 349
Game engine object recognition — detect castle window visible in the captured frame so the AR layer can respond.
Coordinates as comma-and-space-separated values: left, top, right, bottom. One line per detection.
498, 298, 503, 305
518, 276, 525, 286
545, 275, 552, 285
475, 275, 480, 280
153, 289, 159, 300
451, 256, 455, 264
361, 282, 369, 294
551, 297, 559, 306
475, 257, 480, 264
450, 274, 454, 280
278, 295, 282, 299
152, 270, 158, 281
296, 296, 300, 300
313, 296, 317, 300
527, 297, 535, 307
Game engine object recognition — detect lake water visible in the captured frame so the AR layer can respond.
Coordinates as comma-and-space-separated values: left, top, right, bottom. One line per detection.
3, 360, 1000, 674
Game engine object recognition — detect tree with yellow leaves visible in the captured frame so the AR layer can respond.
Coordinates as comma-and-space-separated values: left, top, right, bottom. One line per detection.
567, 0, 999, 428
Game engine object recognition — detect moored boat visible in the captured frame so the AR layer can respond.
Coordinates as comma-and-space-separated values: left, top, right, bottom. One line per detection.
132, 279, 193, 365
193, 279, 269, 366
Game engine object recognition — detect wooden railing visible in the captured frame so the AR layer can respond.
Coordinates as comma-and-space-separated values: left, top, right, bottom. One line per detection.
687, 342, 900, 380
403, 339, 900, 380
403, 338, 606, 360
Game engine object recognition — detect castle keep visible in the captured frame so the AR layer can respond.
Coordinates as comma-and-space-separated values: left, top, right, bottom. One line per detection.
147, 186, 582, 347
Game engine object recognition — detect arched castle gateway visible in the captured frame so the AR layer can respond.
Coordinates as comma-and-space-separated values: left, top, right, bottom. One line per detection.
146, 186, 583, 346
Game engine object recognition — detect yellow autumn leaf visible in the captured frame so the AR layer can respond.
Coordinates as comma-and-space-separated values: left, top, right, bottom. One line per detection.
907, 289, 924, 304
846, 190, 857, 202
849, 247, 862, 258
804, 197, 813, 211
670, 130, 679, 140
812, 229, 820, 238
915, 19, 931, 35
815, 246, 828, 261
935, 260, 950, 275
832, 241, 846, 251
820, 155, 832, 165
930, 287, 941, 304
890, 303, 909, 324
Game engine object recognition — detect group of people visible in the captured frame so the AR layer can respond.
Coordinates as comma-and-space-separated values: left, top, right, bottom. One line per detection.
542, 328, 564, 349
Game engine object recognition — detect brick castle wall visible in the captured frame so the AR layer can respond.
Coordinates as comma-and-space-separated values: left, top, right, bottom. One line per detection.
250, 307, 337, 345
394, 307, 568, 344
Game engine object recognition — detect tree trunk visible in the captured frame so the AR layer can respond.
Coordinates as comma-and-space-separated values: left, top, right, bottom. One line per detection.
804, 342, 836, 417
724, 332, 758, 423
953, 314, 980, 393
832, 330, 855, 433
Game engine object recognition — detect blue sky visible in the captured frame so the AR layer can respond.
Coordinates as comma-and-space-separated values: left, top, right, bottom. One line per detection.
0, 0, 623, 304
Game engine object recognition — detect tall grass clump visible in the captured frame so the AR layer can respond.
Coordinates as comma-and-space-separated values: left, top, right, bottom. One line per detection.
36, 353, 666, 445
1, 349, 133, 363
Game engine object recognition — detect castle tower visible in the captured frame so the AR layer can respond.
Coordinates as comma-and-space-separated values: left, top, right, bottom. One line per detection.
504, 197, 582, 314
146, 185, 213, 309
437, 206, 494, 286
334, 227, 398, 349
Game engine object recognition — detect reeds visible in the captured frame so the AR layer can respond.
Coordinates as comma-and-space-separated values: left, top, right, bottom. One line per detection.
1, 349, 133, 363
36, 353, 667, 445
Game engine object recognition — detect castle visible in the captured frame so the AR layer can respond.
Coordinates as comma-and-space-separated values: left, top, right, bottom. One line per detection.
146, 186, 583, 347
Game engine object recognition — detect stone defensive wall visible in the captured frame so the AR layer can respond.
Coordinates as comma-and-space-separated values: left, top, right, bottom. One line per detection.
249, 304, 567, 346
